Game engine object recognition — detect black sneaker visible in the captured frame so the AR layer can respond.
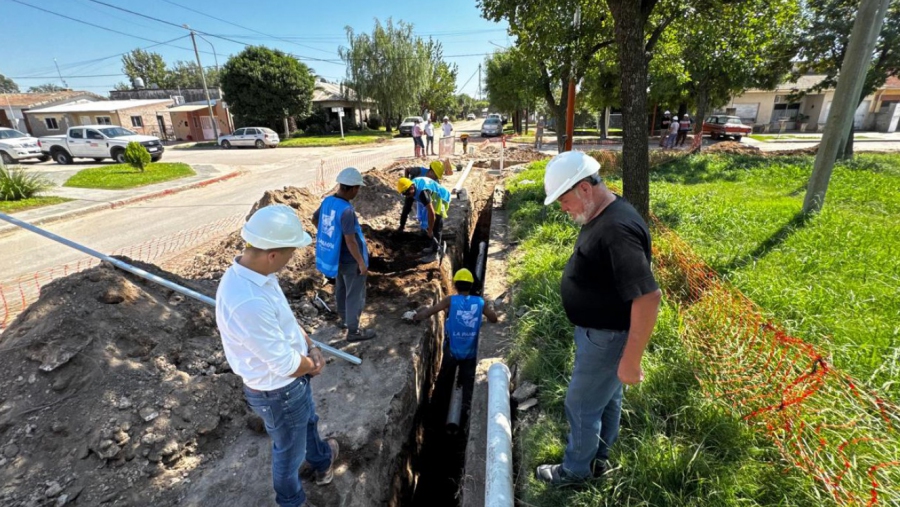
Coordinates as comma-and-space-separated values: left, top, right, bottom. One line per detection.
591, 458, 609, 478
535, 464, 583, 487
347, 329, 376, 342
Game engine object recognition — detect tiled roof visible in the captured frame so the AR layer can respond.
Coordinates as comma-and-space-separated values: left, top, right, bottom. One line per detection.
0, 91, 104, 107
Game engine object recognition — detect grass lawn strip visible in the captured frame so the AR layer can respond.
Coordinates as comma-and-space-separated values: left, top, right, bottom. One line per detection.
0, 196, 71, 213
506, 162, 822, 506
63, 163, 195, 190
280, 130, 394, 147
650, 153, 900, 397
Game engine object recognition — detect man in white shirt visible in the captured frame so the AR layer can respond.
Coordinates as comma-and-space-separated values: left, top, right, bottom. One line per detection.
216, 204, 338, 507
441, 116, 453, 137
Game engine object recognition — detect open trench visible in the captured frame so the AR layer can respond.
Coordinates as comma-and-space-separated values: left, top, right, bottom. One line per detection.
388, 189, 496, 507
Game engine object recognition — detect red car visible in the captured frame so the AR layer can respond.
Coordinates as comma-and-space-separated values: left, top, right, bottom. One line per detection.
702, 115, 752, 141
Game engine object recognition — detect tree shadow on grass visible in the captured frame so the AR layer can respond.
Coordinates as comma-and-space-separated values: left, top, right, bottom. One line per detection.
719, 210, 813, 274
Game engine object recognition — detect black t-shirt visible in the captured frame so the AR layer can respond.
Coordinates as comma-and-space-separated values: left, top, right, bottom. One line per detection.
560, 196, 658, 331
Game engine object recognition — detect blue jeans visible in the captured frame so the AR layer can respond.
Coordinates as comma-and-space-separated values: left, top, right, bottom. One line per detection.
244, 376, 332, 507
562, 326, 628, 478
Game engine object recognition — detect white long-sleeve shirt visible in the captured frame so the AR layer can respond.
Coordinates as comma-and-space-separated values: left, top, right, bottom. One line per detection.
442, 122, 453, 137
216, 258, 309, 391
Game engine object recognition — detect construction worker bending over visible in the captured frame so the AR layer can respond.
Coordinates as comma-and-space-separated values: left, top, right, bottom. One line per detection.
403, 159, 443, 182
215, 204, 338, 507
397, 176, 451, 259
313, 167, 377, 342
412, 268, 497, 421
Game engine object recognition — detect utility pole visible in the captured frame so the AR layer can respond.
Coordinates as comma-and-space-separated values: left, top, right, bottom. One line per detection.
186, 26, 219, 142
802, 0, 890, 214
54, 59, 68, 90
478, 64, 482, 102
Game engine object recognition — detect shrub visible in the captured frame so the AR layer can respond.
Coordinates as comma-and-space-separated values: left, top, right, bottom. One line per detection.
366, 115, 383, 130
0, 165, 52, 201
290, 129, 305, 138
124, 142, 151, 172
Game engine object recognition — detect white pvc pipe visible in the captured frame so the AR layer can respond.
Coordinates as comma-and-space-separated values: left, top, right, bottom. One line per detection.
0, 213, 362, 365
475, 241, 487, 287
446, 365, 463, 432
485, 362, 512, 507
453, 160, 476, 194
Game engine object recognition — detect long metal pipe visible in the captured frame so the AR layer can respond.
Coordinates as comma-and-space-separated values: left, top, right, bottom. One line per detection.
445, 365, 463, 432
0, 213, 362, 365
452, 160, 476, 194
475, 241, 487, 289
485, 362, 513, 507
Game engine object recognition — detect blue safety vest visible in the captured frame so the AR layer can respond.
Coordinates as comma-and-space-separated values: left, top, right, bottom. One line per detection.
413, 177, 451, 219
412, 168, 433, 230
315, 196, 368, 278
445, 295, 485, 360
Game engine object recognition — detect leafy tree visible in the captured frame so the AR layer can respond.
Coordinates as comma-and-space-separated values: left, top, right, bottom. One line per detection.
28, 83, 66, 93
168, 61, 220, 89
0, 74, 19, 93
339, 19, 433, 132
484, 48, 543, 133
794, 0, 900, 157
220, 46, 316, 129
121, 49, 169, 89
123, 142, 151, 172
418, 42, 459, 119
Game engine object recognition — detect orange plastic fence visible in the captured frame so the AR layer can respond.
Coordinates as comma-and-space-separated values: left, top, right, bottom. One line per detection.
653, 220, 900, 506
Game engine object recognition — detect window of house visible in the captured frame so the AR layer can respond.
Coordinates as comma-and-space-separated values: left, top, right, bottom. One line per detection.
45, 117, 59, 130
131, 116, 143, 128
96, 116, 112, 125
192, 116, 200, 128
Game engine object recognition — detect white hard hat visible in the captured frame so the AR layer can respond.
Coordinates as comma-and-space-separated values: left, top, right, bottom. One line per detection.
242, 204, 312, 250
683, 113, 690, 117
336, 167, 366, 187
664, 110, 670, 114
443, 116, 449, 120
673, 116, 679, 120
543, 151, 600, 205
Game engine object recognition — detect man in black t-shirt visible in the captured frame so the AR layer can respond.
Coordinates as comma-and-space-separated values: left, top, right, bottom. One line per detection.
535, 151, 662, 485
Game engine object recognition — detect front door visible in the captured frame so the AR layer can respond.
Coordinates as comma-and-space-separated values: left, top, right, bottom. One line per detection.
200, 116, 214, 140
854, 101, 870, 129
80, 116, 91, 126
156, 115, 168, 140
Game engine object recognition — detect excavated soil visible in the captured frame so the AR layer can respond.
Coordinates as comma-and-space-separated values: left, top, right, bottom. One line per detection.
0, 164, 498, 507
703, 141, 819, 157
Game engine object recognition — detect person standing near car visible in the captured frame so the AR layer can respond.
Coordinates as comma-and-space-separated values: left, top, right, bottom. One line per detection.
659, 111, 671, 147
216, 204, 339, 507
677, 113, 692, 147
424, 119, 436, 156
313, 167, 377, 342
535, 151, 661, 486
412, 119, 425, 158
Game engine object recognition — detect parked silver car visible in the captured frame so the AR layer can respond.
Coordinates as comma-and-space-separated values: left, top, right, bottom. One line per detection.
398, 116, 424, 137
480, 118, 503, 137
0, 127, 49, 164
219, 127, 279, 149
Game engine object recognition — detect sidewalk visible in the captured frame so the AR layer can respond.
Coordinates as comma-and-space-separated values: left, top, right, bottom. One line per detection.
0, 163, 243, 237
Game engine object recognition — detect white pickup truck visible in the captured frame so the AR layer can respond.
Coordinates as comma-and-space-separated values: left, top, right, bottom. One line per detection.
0, 127, 50, 164
38, 125, 164, 165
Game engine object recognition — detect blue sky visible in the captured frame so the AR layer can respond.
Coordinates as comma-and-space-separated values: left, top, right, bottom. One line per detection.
1, 0, 509, 98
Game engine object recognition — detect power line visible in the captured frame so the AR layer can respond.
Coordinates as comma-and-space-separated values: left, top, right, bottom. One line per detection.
158, 0, 337, 56
8, 1, 215, 56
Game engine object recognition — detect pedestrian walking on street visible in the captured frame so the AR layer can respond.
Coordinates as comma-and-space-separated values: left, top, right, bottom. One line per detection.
424, 119, 436, 155
441, 116, 453, 138
313, 168, 377, 342
677, 113, 692, 147
535, 151, 661, 486
535, 116, 545, 150
215, 204, 339, 507
659, 111, 672, 147
665, 116, 680, 149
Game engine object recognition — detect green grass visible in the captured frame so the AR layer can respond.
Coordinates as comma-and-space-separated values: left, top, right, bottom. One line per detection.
0, 196, 71, 213
749, 134, 875, 141
63, 162, 195, 190
650, 153, 900, 396
506, 162, 823, 506
279, 130, 394, 147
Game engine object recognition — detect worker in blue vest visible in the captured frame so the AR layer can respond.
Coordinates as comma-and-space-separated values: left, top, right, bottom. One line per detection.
412, 268, 497, 421
313, 167, 376, 342
403, 160, 445, 233
397, 174, 451, 259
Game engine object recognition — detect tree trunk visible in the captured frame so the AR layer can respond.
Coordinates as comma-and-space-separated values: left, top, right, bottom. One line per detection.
524, 108, 529, 135
694, 87, 710, 136
555, 82, 570, 152
608, 0, 651, 220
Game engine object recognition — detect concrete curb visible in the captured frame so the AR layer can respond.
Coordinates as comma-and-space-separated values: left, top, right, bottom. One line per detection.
0, 170, 244, 238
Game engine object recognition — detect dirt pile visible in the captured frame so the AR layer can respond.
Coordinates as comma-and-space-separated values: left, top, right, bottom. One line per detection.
0, 260, 246, 507
475, 144, 550, 168
704, 141, 762, 155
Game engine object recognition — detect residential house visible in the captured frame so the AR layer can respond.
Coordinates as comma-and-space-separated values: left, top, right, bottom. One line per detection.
312, 79, 376, 127
0, 91, 105, 135
717, 74, 900, 132
167, 100, 232, 141
24, 99, 175, 138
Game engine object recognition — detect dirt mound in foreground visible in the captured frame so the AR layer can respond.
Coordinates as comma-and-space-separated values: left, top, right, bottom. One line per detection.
0, 260, 246, 507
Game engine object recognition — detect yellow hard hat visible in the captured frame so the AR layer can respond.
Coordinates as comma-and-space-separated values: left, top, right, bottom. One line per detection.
453, 268, 474, 283
397, 177, 414, 194
429, 160, 444, 179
